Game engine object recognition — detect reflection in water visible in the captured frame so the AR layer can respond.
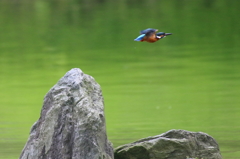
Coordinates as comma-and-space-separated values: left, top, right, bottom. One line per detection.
0, 0, 240, 158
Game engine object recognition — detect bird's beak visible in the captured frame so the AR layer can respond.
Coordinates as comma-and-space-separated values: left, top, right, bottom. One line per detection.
165, 33, 172, 36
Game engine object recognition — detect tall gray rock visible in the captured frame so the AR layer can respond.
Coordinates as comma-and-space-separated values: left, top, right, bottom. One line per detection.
115, 129, 222, 159
20, 68, 114, 159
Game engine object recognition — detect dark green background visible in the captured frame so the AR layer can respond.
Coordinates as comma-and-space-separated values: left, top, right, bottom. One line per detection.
0, 0, 240, 158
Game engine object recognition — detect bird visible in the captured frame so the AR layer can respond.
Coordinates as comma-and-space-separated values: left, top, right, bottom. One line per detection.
134, 28, 172, 43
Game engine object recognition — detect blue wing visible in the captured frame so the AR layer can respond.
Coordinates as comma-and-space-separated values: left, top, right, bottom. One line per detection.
140, 28, 157, 34
134, 34, 146, 41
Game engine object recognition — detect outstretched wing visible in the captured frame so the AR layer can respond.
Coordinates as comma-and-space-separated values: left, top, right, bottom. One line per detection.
141, 28, 158, 36
140, 28, 157, 34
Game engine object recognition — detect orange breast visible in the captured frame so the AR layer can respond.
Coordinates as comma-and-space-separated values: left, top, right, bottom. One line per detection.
142, 34, 158, 43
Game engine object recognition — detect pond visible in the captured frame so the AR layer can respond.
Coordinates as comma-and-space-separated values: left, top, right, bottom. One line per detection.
0, 0, 240, 158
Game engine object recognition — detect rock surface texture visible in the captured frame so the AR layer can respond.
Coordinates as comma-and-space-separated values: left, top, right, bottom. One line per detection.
114, 129, 222, 159
20, 68, 114, 159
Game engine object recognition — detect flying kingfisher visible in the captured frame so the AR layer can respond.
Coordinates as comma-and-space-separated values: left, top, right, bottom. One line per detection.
134, 28, 172, 43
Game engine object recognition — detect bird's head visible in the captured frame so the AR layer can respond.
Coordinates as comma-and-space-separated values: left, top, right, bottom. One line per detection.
156, 32, 172, 39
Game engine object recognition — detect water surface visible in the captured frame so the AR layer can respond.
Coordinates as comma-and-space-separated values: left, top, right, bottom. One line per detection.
0, 0, 240, 158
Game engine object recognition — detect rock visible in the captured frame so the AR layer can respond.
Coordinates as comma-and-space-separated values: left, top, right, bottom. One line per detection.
114, 129, 222, 159
20, 68, 114, 159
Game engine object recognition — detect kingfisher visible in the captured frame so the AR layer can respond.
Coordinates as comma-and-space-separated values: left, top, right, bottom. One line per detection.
134, 28, 172, 43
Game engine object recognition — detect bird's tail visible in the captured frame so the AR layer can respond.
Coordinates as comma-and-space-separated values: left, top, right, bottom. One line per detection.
134, 34, 146, 41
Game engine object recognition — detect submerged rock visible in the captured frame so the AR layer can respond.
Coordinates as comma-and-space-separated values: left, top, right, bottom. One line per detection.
114, 129, 222, 159
20, 68, 114, 159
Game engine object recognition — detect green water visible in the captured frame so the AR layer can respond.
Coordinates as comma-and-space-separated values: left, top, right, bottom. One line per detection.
0, 0, 240, 158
